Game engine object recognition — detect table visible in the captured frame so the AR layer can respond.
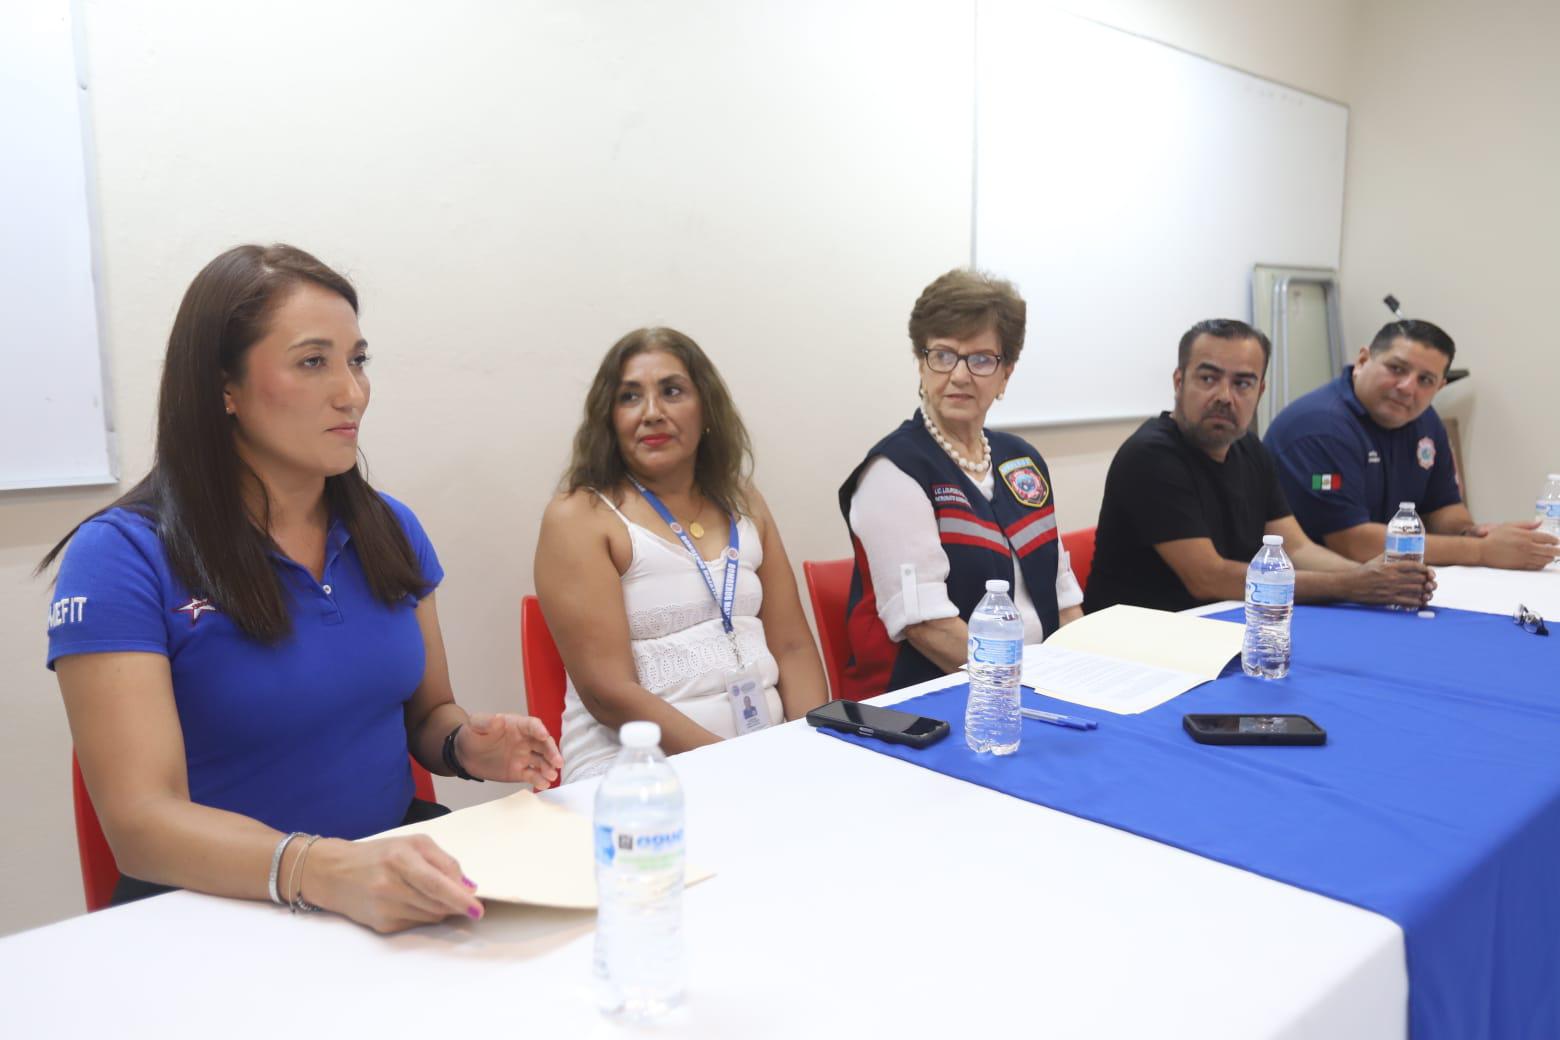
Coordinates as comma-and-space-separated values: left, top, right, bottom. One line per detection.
3, 568, 1545, 1039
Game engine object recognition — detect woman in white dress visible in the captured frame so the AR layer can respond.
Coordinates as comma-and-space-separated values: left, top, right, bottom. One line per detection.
535, 328, 828, 782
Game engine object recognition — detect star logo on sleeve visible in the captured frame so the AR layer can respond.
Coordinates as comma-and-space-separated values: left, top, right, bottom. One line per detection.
173, 598, 218, 626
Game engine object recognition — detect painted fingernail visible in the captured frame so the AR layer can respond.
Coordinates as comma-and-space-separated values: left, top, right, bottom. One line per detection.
461, 875, 477, 890
467, 904, 482, 920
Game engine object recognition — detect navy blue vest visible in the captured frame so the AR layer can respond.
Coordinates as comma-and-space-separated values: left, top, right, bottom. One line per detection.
836, 412, 1061, 699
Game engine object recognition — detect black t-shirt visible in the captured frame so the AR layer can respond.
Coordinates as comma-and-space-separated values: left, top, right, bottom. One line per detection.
1084, 413, 1293, 614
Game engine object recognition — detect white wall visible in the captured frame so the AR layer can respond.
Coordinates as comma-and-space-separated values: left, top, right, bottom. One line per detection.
0, 0, 1404, 936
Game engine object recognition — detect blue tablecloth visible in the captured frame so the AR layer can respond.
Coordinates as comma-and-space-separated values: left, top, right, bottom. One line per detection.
824, 605, 1560, 1039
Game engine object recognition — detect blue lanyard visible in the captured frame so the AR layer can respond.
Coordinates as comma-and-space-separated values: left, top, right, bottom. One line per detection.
628, 478, 740, 637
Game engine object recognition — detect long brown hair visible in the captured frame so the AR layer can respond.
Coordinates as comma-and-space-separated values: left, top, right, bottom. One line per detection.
39, 244, 425, 642
563, 327, 753, 516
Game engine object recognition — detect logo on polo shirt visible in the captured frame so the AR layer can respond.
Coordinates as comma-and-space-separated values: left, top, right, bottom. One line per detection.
1311, 473, 1342, 491
174, 597, 218, 626
1416, 437, 1436, 470
1367, 450, 1381, 465
998, 457, 1050, 508
48, 596, 87, 629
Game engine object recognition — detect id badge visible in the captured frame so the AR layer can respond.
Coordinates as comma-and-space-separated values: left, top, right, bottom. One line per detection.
725, 666, 773, 736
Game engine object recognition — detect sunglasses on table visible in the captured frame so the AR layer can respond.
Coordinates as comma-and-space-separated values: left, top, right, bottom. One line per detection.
1513, 604, 1549, 636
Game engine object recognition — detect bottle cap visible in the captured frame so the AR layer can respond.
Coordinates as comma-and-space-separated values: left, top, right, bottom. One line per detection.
985, 579, 1010, 593
1549, 473, 1560, 481
1400, 501, 1415, 510
1262, 534, 1283, 545
619, 721, 661, 749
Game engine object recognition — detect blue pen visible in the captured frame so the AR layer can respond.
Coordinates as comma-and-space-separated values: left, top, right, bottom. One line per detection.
1020, 707, 1097, 731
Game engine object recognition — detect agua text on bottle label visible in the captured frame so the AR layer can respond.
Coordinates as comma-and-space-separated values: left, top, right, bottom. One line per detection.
595, 825, 685, 874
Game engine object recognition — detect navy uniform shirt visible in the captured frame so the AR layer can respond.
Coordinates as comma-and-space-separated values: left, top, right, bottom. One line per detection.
1085, 414, 1292, 614
46, 493, 442, 841
1264, 370, 1460, 542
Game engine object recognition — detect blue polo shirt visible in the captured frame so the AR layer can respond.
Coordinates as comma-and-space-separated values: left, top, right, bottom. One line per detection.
46, 493, 442, 840
1264, 370, 1461, 541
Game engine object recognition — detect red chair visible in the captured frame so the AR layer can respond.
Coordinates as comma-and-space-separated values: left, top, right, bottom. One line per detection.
1061, 526, 1097, 595
520, 595, 566, 752
72, 751, 439, 913
71, 753, 118, 913
803, 559, 855, 700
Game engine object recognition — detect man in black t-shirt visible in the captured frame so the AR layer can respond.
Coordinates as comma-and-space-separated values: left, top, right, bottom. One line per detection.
1084, 320, 1435, 614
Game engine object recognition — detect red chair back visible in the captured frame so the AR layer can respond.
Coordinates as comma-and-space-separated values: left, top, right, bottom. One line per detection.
520, 596, 567, 754
71, 752, 118, 912
803, 559, 855, 700
72, 751, 438, 912
1061, 526, 1097, 594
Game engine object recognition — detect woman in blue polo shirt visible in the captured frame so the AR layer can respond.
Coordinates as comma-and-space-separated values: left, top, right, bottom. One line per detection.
41, 244, 561, 932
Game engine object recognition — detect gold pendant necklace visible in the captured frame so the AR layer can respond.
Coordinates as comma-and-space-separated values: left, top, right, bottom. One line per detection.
688, 521, 706, 539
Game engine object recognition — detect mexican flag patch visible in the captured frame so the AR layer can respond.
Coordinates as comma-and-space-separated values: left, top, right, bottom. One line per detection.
1311, 473, 1342, 491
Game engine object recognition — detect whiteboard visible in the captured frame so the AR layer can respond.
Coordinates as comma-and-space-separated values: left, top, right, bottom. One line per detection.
0, 0, 115, 491
975, 2, 1348, 427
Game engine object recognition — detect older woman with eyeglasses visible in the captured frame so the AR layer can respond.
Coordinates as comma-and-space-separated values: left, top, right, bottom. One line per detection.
836, 269, 1083, 700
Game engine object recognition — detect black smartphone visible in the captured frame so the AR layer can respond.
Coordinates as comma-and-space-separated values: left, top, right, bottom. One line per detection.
1183, 713, 1326, 746
807, 700, 951, 748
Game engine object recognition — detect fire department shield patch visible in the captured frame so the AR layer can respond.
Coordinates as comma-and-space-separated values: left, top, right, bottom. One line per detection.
998, 457, 1050, 508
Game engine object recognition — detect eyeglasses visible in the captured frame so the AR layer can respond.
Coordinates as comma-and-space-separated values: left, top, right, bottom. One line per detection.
920, 347, 1005, 377
1513, 604, 1549, 636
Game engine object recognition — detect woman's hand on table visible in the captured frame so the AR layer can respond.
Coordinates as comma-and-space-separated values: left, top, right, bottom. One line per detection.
308, 834, 483, 934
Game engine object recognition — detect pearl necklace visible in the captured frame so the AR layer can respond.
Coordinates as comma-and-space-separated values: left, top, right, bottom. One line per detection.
922, 410, 991, 475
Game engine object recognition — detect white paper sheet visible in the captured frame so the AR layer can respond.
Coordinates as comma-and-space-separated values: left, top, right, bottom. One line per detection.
1022, 644, 1206, 714
1020, 604, 1244, 714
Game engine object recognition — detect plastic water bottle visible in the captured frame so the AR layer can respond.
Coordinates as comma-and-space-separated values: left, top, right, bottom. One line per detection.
1242, 534, 1295, 679
593, 721, 685, 1019
1537, 475, 1560, 567
1384, 502, 1426, 608
966, 579, 1024, 755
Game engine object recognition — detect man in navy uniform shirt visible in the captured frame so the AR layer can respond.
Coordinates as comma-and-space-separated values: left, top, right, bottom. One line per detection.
1085, 320, 1433, 614
1265, 320, 1557, 570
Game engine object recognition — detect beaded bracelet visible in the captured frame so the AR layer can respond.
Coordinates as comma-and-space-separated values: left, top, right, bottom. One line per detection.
268, 832, 306, 906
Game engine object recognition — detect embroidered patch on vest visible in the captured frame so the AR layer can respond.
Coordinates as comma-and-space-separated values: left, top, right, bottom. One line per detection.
998, 457, 1050, 508
1416, 436, 1436, 470
931, 483, 973, 510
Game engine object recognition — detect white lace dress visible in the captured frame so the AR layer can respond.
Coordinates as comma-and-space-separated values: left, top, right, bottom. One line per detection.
558, 496, 784, 783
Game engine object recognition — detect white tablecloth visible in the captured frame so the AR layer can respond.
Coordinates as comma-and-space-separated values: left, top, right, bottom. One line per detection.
0, 688, 1406, 1039
24, 561, 1552, 1038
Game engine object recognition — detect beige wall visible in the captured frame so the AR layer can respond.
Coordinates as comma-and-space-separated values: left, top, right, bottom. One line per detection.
13, 0, 1530, 937
1339, 0, 1560, 518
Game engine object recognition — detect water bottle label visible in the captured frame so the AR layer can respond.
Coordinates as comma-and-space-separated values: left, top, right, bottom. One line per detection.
1540, 501, 1560, 519
595, 825, 685, 873
969, 635, 1021, 666
1386, 533, 1425, 556
1246, 579, 1294, 607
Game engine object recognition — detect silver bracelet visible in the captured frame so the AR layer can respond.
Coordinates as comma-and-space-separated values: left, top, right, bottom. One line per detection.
287, 835, 323, 914
268, 832, 306, 906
